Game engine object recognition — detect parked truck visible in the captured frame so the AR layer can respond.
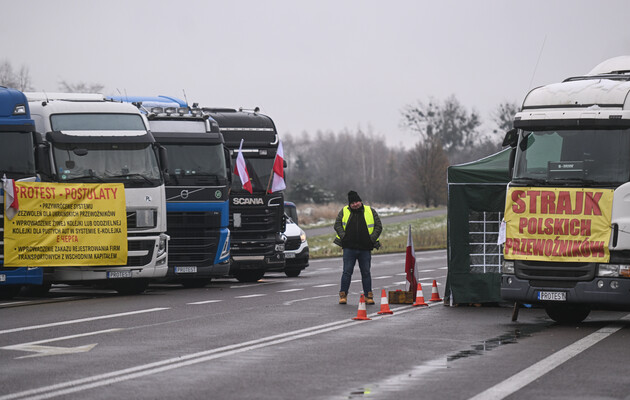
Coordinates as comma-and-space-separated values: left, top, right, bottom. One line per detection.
109, 96, 232, 287
501, 56, 630, 323
0, 87, 43, 298
203, 108, 285, 282
25, 93, 169, 295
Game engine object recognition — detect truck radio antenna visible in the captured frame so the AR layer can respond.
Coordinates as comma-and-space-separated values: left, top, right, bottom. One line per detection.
182, 89, 189, 107
528, 34, 547, 91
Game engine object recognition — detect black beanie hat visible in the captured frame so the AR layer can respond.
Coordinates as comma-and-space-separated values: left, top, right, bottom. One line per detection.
348, 190, 361, 204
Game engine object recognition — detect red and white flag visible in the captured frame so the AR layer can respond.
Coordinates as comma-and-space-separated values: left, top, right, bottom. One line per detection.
235, 139, 253, 194
2, 174, 19, 220
268, 140, 286, 193
405, 225, 418, 298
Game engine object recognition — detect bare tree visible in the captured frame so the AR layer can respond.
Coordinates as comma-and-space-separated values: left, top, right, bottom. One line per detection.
492, 101, 520, 135
59, 81, 104, 93
0, 60, 33, 91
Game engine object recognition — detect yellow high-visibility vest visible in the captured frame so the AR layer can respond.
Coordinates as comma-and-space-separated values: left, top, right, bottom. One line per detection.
336, 205, 376, 238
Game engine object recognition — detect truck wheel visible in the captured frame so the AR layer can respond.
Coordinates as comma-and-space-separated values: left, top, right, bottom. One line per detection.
285, 269, 302, 277
114, 279, 149, 295
545, 305, 591, 324
0, 285, 22, 299
235, 271, 264, 283
182, 279, 212, 288
21, 282, 52, 297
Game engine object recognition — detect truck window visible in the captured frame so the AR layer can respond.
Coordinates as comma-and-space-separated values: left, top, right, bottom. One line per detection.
0, 132, 36, 178
163, 143, 227, 184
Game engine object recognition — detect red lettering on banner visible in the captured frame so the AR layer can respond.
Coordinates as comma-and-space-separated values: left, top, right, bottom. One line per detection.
541, 191, 555, 214
556, 191, 572, 215
512, 190, 526, 213
584, 192, 603, 215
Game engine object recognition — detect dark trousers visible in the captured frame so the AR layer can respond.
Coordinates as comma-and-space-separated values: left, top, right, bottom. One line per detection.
340, 248, 372, 295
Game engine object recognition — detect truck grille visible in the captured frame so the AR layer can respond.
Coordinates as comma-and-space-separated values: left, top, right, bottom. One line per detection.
167, 211, 221, 265
230, 205, 281, 256
127, 240, 155, 267
515, 260, 596, 282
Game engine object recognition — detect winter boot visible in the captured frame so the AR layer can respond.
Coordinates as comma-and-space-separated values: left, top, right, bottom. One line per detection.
339, 291, 347, 305
366, 291, 375, 305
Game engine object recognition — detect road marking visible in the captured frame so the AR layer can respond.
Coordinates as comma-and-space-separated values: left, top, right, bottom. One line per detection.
187, 300, 223, 305
393, 281, 407, 285
0, 304, 437, 400
396, 273, 407, 276
0, 308, 170, 335
373, 276, 393, 280
468, 314, 630, 400
351, 279, 361, 283
277, 289, 304, 293
234, 294, 266, 298
313, 284, 336, 288
2, 329, 122, 359
419, 269, 436, 272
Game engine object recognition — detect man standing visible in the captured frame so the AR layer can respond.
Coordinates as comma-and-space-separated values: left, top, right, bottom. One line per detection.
334, 190, 382, 305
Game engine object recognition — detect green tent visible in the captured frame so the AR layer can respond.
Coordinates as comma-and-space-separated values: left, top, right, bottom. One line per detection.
445, 149, 511, 304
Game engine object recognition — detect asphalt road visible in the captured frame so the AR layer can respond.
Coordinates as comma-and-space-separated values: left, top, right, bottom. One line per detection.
1, 249, 629, 400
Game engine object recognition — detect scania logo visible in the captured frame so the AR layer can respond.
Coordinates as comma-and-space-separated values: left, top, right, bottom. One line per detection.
180, 190, 189, 199
233, 197, 264, 205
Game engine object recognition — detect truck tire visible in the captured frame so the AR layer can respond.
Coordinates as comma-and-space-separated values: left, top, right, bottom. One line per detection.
235, 270, 264, 283
21, 282, 52, 297
0, 285, 22, 299
545, 305, 591, 324
114, 279, 149, 295
182, 279, 212, 288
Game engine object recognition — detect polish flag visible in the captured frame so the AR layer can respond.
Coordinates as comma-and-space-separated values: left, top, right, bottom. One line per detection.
235, 139, 253, 194
269, 140, 286, 193
2, 174, 19, 220
405, 225, 418, 298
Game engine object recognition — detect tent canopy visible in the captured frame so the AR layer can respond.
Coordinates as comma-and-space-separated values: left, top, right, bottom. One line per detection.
446, 148, 511, 304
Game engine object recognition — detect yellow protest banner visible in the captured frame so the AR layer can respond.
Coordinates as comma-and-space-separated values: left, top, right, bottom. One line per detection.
504, 187, 613, 262
4, 182, 127, 266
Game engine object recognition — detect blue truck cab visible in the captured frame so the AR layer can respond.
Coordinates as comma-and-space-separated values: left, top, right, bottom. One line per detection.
109, 96, 232, 287
0, 86, 43, 298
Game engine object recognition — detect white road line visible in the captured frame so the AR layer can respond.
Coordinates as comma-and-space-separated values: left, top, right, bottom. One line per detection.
351, 279, 361, 283
0, 308, 170, 335
277, 289, 304, 293
313, 284, 336, 288
2, 329, 123, 348
373, 276, 393, 280
187, 300, 223, 305
468, 314, 630, 400
234, 294, 266, 299
0, 304, 437, 400
419, 269, 436, 272
393, 281, 407, 285
396, 273, 407, 276
439, 266, 448, 269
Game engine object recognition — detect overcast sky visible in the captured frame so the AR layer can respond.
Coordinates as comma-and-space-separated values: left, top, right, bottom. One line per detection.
3, 1, 630, 148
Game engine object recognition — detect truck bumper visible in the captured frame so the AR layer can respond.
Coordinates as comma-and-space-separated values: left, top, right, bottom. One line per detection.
501, 274, 630, 310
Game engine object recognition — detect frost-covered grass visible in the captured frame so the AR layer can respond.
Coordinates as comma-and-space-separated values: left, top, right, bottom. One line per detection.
298, 202, 432, 229
308, 214, 446, 259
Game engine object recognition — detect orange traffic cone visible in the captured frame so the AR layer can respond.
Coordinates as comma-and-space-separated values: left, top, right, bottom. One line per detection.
377, 289, 394, 315
429, 279, 442, 302
352, 294, 372, 320
412, 282, 428, 307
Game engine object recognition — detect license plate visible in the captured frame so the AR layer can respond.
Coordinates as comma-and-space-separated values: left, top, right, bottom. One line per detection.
107, 270, 133, 279
0, 274, 5, 282
538, 291, 566, 301
285, 253, 296, 259
175, 266, 197, 274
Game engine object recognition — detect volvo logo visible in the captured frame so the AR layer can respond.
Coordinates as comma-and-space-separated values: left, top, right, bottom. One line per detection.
215, 190, 222, 199
181, 190, 189, 199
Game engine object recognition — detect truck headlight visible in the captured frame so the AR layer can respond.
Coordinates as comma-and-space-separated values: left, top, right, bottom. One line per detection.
157, 233, 169, 257
219, 230, 230, 260
598, 264, 620, 277
502, 260, 515, 274
299, 229, 306, 243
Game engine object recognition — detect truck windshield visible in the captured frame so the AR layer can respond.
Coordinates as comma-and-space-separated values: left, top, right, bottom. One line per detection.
230, 155, 274, 193
50, 113, 146, 131
163, 143, 228, 185
513, 128, 630, 186
0, 131, 36, 179
52, 143, 162, 188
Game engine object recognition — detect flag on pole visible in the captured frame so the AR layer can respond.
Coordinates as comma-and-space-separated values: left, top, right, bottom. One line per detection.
235, 139, 253, 194
2, 174, 19, 220
268, 140, 286, 193
405, 225, 418, 298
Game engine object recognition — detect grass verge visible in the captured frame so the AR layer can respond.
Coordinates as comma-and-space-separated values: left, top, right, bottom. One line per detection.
308, 214, 447, 259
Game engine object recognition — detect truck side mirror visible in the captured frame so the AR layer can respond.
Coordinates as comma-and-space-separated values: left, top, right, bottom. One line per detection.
224, 146, 233, 184
157, 145, 170, 184
502, 128, 518, 148
35, 143, 52, 180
